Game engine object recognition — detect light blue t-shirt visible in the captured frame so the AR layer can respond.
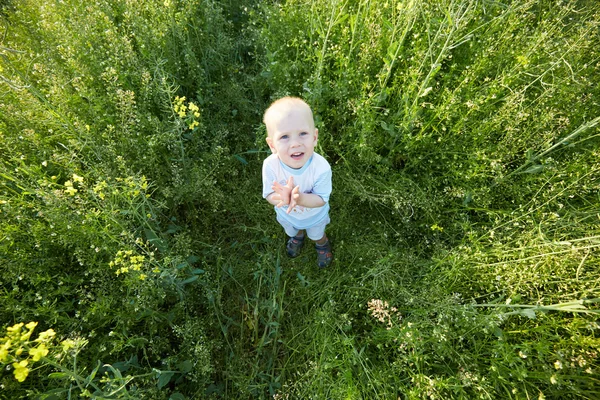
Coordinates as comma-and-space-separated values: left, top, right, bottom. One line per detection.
262, 152, 332, 229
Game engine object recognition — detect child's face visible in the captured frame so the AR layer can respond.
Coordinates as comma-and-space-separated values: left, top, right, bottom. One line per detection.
266, 107, 318, 169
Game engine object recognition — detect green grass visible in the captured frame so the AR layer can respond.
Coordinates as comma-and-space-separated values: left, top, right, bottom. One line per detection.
1, 0, 599, 398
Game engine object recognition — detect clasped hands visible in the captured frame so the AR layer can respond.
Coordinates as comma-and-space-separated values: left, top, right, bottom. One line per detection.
271, 176, 300, 214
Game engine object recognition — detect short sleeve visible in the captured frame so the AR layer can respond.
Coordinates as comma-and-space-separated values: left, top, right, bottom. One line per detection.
262, 159, 277, 199
311, 168, 332, 203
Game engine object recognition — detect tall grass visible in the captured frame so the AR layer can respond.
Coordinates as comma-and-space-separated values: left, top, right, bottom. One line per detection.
1, 0, 599, 398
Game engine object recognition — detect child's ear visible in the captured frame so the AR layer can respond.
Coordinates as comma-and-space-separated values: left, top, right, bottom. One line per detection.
266, 136, 277, 153
313, 128, 319, 143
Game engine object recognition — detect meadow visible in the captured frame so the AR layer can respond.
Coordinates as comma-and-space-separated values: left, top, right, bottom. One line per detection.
1, 0, 599, 398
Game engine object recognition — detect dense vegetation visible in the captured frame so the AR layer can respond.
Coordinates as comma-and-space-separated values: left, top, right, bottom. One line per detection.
1, 0, 599, 398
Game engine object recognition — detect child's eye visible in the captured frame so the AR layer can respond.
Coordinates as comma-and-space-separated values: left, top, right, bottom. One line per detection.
300, 132, 308, 136
280, 135, 289, 140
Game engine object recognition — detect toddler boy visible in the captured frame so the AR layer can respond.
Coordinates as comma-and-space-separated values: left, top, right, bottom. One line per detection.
262, 97, 333, 267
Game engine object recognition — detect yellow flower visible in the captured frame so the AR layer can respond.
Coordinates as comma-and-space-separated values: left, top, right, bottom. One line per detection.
12, 360, 29, 382
188, 102, 199, 112
29, 343, 49, 361
519, 351, 527, 359
19, 321, 38, 341
517, 55, 529, 67
189, 120, 199, 130
139, 274, 147, 281
7, 322, 24, 337
36, 329, 56, 342
554, 360, 563, 370
64, 180, 78, 196
72, 174, 84, 183
61, 339, 76, 352
431, 224, 444, 232
538, 392, 545, 400
0, 341, 10, 362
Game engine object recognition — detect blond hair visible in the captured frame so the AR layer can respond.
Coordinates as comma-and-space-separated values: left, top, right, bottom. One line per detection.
263, 97, 315, 136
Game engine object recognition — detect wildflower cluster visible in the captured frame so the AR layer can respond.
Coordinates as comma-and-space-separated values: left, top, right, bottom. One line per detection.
109, 249, 149, 280
109, 247, 159, 281
63, 173, 84, 196
92, 175, 149, 202
430, 223, 444, 232
173, 96, 201, 131
0, 322, 55, 382
92, 180, 108, 200
367, 299, 400, 329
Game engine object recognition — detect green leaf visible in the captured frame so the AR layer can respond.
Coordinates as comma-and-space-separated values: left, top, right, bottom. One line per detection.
191, 268, 205, 275
170, 394, 186, 400
521, 308, 536, 319
523, 164, 544, 174
145, 229, 167, 252
463, 191, 473, 206
84, 360, 102, 386
493, 327, 504, 339
187, 255, 201, 264
165, 224, 181, 234
181, 275, 199, 285
157, 371, 175, 390
177, 360, 193, 373
104, 364, 123, 379
48, 372, 70, 379
296, 272, 310, 287
38, 392, 63, 400
526, 149, 536, 161
234, 154, 248, 165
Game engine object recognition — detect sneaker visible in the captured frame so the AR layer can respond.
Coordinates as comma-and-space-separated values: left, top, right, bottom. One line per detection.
315, 240, 333, 268
286, 235, 304, 257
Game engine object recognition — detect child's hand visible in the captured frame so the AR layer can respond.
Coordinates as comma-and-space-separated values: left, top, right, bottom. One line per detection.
271, 176, 295, 208
287, 185, 300, 214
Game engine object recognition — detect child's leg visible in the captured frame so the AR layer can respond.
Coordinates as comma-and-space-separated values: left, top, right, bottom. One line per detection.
277, 214, 299, 238
314, 234, 332, 267
306, 220, 333, 268
276, 215, 304, 257
286, 230, 305, 257
315, 234, 327, 245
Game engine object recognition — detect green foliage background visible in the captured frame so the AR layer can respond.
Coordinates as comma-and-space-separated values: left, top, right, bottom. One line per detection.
1, 0, 599, 398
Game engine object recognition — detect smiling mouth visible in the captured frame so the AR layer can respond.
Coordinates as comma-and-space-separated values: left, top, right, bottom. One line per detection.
291, 152, 304, 160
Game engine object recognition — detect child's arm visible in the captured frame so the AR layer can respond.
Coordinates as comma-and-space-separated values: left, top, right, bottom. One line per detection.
291, 187, 325, 209
288, 164, 331, 213
266, 192, 285, 207
269, 175, 329, 213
